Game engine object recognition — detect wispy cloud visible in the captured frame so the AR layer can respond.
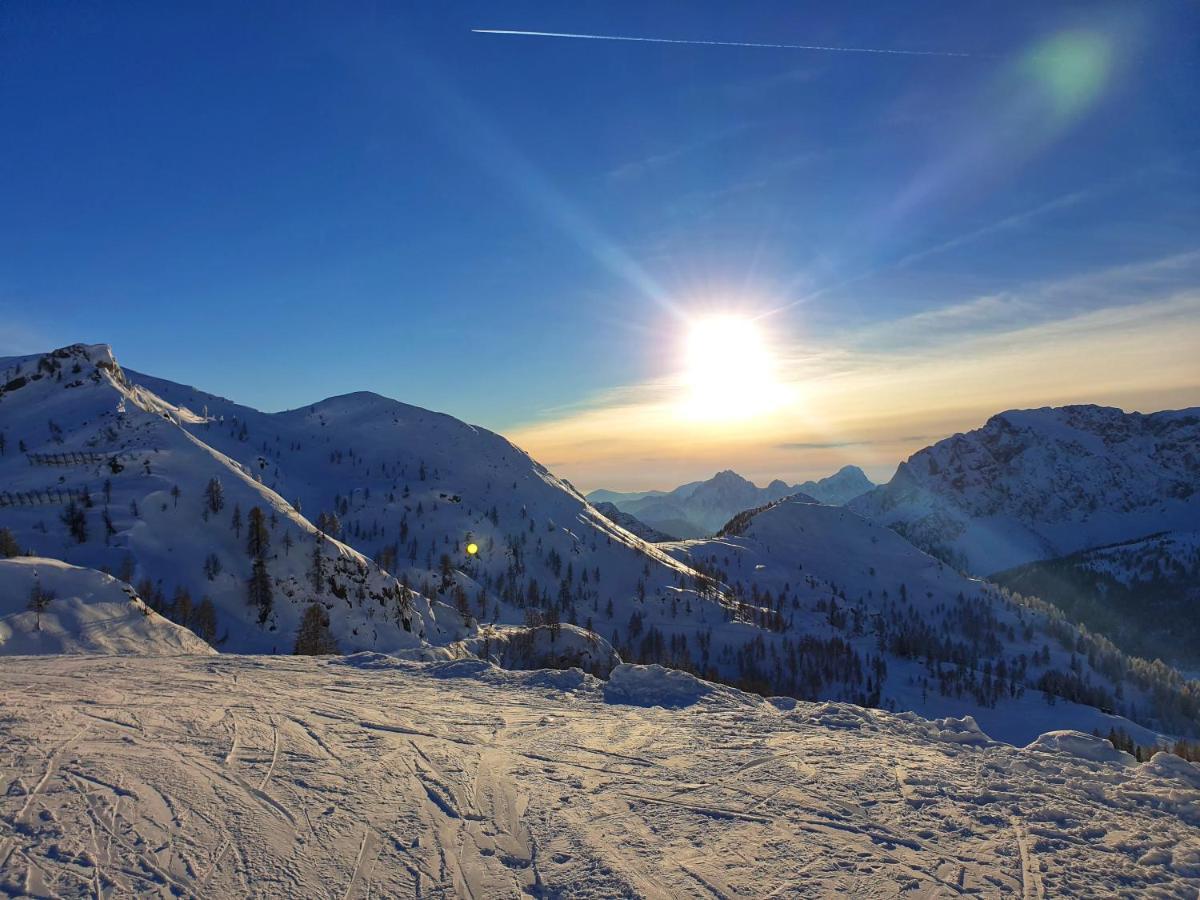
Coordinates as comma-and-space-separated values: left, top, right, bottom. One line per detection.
893, 187, 1100, 270
776, 435, 932, 450
608, 123, 753, 182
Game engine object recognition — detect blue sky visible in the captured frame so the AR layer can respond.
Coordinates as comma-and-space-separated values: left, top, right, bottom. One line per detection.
2, 2, 1198, 488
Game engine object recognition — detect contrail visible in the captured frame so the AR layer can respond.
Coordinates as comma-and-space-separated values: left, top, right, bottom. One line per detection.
472, 29, 978, 59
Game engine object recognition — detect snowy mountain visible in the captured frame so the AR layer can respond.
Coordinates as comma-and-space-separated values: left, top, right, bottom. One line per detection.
661, 496, 1200, 742
590, 465, 873, 538
590, 501, 677, 542
119, 360, 731, 647
0, 344, 731, 660
588, 470, 794, 537
2, 653, 1198, 897
0, 344, 451, 655
4, 346, 1197, 746
992, 531, 1200, 669
850, 405, 1200, 574
793, 464, 876, 505
0, 557, 214, 655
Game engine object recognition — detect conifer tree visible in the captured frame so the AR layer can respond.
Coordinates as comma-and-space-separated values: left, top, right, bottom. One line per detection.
248, 557, 273, 624
193, 598, 218, 644
294, 603, 339, 655
27, 582, 52, 631
204, 478, 225, 514
246, 506, 270, 559
61, 499, 88, 543
0, 527, 21, 558
309, 537, 326, 593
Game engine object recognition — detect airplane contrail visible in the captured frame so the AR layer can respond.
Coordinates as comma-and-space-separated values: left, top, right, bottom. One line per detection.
472, 29, 978, 59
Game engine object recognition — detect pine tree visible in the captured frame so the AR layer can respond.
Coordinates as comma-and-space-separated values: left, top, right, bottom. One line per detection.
309, 538, 326, 593
192, 598, 218, 644
231, 504, 242, 538
172, 586, 193, 627
0, 527, 21, 558
247, 557, 273, 624
27, 582, 52, 630
246, 506, 270, 559
294, 603, 339, 655
61, 499, 88, 543
204, 478, 225, 514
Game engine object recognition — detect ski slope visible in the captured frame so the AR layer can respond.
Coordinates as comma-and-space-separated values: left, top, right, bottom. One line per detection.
1, 654, 1197, 898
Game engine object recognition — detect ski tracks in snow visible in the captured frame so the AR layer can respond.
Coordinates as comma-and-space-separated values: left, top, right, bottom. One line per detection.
1, 655, 1198, 897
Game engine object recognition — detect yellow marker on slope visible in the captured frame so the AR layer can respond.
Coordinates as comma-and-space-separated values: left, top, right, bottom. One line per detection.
466, 542, 478, 556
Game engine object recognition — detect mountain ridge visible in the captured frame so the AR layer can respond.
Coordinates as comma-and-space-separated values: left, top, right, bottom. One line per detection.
588, 465, 875, 537
849, 403, 1200, 574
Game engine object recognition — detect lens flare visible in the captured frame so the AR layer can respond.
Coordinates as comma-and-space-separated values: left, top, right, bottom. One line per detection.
678, 315, 785, 422
1024, 30, 1113, 120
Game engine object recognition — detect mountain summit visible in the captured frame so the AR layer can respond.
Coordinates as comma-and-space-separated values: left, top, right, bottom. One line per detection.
850, 405, 1200, 574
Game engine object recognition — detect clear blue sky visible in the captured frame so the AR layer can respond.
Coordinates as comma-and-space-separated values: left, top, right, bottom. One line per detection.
2, 2, 1197, 486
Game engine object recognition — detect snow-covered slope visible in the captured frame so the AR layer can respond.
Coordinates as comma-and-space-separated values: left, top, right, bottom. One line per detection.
1, 654, 1197, 897
662, 497, 1200, 742
992, 530, 1200, 668
591, 501, 677, 541
0, 345, 448, 654
0, 557, 214, 655
850, 405, 1200, 574
118, 362, 735, 651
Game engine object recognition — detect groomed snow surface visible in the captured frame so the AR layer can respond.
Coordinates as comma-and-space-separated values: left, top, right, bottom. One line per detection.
2, 655, 1198, 898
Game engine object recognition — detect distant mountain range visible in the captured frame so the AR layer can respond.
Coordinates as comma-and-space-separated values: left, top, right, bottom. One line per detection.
588, 466, 875, 538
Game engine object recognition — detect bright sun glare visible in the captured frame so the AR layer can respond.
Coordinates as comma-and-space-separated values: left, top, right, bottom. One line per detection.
680, 315, 784, 422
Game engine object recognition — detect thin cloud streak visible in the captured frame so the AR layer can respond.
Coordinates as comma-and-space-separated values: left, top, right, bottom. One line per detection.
473, 29, 983, 59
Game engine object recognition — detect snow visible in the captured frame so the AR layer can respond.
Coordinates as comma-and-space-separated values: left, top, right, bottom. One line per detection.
590, 500, 677, 542
1025, 730, 1136, 765
0, 558, 214, 656
1, 654, 1198, 897
450, 623, 621, 677
0, 345, 461, 654
3, 345, 1196, 752
851, 404, 1200, 574
663, 496, 1180, 744
603, 662, 759, 709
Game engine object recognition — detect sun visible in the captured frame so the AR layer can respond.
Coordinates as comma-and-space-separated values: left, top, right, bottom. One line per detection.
679, 315, 783, 421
